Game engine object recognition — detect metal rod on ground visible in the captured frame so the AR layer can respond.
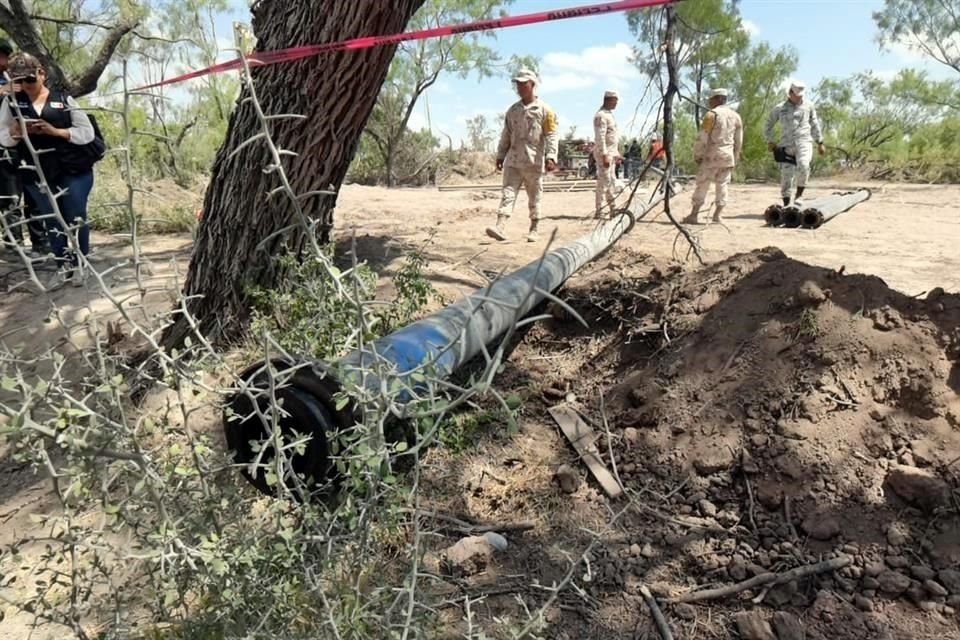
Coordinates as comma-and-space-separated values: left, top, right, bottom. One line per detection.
226, 209, 637, 497
800, 189, 872, 229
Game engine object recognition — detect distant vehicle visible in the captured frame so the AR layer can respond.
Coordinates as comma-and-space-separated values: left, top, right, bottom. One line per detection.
558, 138, 595, 180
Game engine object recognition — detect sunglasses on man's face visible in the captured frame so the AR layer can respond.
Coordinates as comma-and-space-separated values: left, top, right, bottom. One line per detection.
18, 76, 38, 84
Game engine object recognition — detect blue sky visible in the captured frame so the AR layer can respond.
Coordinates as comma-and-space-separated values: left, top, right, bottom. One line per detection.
194, 1, 950, 145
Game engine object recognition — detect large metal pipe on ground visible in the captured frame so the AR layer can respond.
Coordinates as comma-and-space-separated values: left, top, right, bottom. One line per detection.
764, 204, 784, 227
782, 205, 803, 229
226, 206, 642, 496
800, 189, 872, 229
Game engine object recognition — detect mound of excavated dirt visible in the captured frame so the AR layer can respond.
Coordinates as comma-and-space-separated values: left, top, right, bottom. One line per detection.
486, 246, 960, 639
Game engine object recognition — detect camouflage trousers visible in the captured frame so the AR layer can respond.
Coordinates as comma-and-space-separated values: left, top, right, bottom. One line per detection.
595, 158, 617, 215
691, 165, 733, 210
498, 165, 544, 221
779, 142, 813, 198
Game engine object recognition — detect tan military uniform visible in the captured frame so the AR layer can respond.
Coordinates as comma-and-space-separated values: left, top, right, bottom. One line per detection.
691, 105, 743, 217
593, 108, 619, 216
496, 98, 559, 222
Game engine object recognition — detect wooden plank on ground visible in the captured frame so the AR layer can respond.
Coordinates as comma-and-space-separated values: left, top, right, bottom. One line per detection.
548, 405, 623, 499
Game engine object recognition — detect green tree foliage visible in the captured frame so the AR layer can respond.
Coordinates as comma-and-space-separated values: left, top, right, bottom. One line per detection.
629, 0, 797, 178
874, 1, 960, 112
815, 70, 960, 181
714, 42, 798, 177
465, 113, 496, 151
874, 0, 960, 75
361, 0, 517, 186
628, 0, 748, 121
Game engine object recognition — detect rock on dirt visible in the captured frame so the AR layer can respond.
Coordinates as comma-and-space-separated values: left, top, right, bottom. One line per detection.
801, 513, 841, 541
673, 603, 697, 621
885, 523, 909, 547
771, 611, 805, 640
797, 281, 828, 306
443, 536, 497, 577
938, 569, 960, 595
735, 611, 776, 640
699, 499, 718, 517
877, 570, 911, 595
555, 464, 580, 494
884, 465, 951, 511
692, 444, 737, 475
924, 579, 949, 598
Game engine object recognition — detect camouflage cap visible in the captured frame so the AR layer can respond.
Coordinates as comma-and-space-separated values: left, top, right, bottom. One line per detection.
8, 52, 42, 79
512, 68, 538, 85
789, 81, 806, 96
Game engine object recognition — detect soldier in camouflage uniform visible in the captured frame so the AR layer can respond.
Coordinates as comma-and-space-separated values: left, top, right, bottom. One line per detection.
764, 81, 826, 206
684, 88, 743, 225
486, 69, 559, 243
593, 90, 620, 218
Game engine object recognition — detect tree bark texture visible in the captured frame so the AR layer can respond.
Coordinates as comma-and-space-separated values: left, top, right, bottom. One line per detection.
0, 0, 136, 96
663, 6, 679, 176
160, 0, 427, 350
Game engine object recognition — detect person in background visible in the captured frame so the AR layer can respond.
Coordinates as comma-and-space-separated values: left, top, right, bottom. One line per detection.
487, 69, 559, 243
593, 90, 620, 218
0, 53, 96, 287
684, 88, 743, 225
0, 39, 44, 255
647, 133, 666, 171
764, 81, 825, 207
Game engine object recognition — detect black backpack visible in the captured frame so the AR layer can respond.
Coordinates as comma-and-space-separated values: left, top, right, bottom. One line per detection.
59, 94, 107, 174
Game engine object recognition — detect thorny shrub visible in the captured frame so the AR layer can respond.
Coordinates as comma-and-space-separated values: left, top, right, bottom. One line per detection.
0, 55, 556, 640
0, 239, 537, 639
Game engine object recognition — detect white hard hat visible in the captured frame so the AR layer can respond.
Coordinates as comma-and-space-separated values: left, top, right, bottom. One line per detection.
709, 88, 729, 98
604, 90, 619, 99
789, 81, 806, 96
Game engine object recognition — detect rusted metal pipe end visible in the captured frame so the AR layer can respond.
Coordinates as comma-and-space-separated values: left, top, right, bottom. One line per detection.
801, 208, 824, 229
782, 205, 803, 228
764, 204, 784, 226
224, 359, 354, 499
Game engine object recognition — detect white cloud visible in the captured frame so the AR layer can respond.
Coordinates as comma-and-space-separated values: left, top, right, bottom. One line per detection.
541, 72, 597, 92
741, 19, 760, 37
873, 69, 900, 82
539, 43, 639, 96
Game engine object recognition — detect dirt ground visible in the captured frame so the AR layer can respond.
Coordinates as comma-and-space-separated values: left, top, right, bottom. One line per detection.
333, 179, 960, 299
0, 178, 958, 638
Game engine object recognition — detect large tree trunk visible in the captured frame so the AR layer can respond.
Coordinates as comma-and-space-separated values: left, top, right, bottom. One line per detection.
160, 1, 426, 350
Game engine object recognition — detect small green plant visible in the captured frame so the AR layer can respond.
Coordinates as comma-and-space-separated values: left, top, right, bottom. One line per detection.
383, 245, 446, 331
796, 308, 821, 340
433, 410, 495, 453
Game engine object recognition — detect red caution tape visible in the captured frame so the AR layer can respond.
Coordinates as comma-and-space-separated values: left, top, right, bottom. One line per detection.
139, 0, 676, 91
